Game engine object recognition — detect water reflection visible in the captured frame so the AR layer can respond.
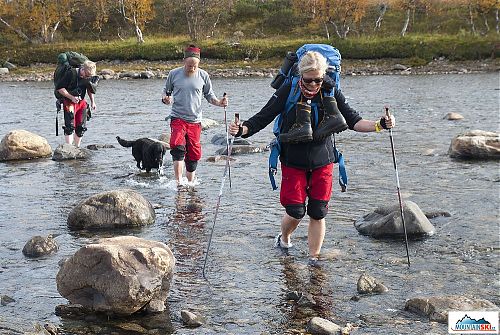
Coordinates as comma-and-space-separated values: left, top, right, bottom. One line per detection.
278, 255, 337, 332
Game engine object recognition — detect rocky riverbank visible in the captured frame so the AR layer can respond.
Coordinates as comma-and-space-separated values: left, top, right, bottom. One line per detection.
0, 57, 498, 82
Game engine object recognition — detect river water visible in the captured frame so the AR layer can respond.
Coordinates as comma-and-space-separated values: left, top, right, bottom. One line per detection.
0, 73, 498, 334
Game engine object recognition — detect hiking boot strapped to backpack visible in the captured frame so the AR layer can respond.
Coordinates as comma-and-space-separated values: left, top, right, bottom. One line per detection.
280, 100, 313, 143
313, 95, 348, 141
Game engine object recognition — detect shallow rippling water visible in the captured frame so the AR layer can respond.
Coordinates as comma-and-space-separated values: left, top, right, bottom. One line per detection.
0, 74, 498, 334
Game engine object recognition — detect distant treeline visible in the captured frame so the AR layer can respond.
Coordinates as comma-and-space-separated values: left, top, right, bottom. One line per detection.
0, 0, 498, 44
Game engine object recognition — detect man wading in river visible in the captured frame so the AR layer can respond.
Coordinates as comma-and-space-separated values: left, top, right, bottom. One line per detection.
162, 44, 228, 185
54, 52, 99, 148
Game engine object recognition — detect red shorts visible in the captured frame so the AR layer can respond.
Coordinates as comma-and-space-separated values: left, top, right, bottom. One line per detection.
63, 99, 87, 128
169, 118, 202, 162
280, 163, 333, 206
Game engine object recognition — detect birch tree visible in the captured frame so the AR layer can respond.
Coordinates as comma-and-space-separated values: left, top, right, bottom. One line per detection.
293, 0, 370, 39
392, 0, 432, 36
318, 0, 371, 39
118, 0, 154, 43
167, 0, 229, 41
453, 0, 499, 34
374, 2, 389, 30
0, 0, 72, 43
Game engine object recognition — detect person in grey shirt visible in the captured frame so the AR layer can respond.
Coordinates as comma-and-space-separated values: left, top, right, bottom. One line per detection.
162, 44, 228, 184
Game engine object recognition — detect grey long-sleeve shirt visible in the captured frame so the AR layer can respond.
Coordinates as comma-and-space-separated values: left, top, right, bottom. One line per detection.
163, 67, 217, 123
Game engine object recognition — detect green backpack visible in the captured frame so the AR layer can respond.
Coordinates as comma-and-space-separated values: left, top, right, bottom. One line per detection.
57, 51, 88, 67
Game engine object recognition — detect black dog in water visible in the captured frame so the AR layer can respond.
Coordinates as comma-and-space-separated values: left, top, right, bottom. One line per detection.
116, 136, 167, 173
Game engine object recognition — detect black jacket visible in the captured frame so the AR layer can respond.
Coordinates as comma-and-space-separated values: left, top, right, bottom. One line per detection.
243, 79, 362, 170
54, 66, 90, 100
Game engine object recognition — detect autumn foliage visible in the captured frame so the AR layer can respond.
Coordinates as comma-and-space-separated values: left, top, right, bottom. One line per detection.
0, 0, 498, 44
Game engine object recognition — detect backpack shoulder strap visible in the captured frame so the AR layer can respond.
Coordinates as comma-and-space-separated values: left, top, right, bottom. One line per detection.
284, 76, 301, 113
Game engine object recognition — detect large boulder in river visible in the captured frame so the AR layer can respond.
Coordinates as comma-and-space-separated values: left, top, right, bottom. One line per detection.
405, 295, 499, 323
448, 130, 500, 159
67, 189, 155, 230
354, 201, 435, 238
0, 129, 52, 161
56, 236, 175, 315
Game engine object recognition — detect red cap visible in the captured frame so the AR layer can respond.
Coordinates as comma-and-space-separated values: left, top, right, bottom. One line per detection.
184, 46, 201, 59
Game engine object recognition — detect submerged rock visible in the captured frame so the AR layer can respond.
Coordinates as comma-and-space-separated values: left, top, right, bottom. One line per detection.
444, 112, 464, 120
215, 144, 268, 155
211, 134, 252, 146
67, 189, 155, 230
357, 273, 389, 294
52, 143, 90, 160
306, 317, 342, 335
201, 118, 217, 130
181, 310, 205, 327
22, 235, 58, 258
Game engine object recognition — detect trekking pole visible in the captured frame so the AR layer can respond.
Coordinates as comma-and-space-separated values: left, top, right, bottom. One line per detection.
222, 93, 232, 188
55, 101, 60, 136
56, 110, 59, 136
385, 106, 411, 267
202, 113, 239, 280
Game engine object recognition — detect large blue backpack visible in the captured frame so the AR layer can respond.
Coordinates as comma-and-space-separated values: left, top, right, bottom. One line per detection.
268, 44, 348, 191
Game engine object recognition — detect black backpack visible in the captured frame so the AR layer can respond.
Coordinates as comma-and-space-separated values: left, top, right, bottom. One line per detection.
53, 52, 97, 99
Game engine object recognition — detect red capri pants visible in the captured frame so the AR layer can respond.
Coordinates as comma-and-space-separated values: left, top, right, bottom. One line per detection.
280, 163, 333, 220
169, 118, 202, 162
63, 99, 87, 130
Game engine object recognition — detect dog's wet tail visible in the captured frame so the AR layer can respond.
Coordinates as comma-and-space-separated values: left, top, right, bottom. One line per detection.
116, 136, 135, 147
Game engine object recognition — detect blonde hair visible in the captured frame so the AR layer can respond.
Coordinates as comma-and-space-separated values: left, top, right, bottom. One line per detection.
298, 51, 328, 76
82, 60, 96, 76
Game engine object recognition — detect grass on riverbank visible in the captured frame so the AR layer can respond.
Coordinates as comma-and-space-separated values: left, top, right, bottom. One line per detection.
0, 34, 498, 68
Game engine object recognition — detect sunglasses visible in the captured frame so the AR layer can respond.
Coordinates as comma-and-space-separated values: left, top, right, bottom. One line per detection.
302, 77, 323, 84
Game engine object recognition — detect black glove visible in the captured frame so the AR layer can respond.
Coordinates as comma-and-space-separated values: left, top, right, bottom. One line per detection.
86, 106, 92, 121
380, 117, 388, 129
235, 125, 243, 137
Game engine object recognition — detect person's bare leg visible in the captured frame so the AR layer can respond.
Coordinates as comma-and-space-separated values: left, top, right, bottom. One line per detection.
73, 134, 82, 148
186, 170, 196, 182
64, 135, 73, 145
173, 161, 184, 183
308, 218, 326, 258
280, 213, 301, 245
65, 106, 75, 145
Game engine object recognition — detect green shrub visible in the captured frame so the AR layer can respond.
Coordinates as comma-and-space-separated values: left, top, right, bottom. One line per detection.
0, 34, 496, 66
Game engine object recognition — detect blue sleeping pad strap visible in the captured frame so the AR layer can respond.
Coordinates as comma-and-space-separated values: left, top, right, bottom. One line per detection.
333, 135, 348, 192
268, 138, 280, 191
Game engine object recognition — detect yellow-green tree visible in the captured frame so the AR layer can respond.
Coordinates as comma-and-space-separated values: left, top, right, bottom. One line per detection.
0, 0, 72, 43
300, 0, 372, 39
93, 0, 114, 36
468, 0, 499, 33
118, 0, 155, 43
0, 0, 31, 42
